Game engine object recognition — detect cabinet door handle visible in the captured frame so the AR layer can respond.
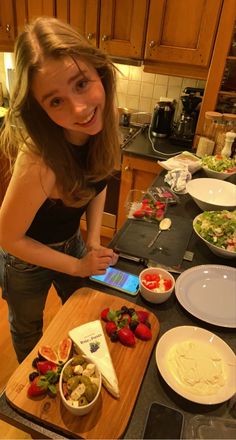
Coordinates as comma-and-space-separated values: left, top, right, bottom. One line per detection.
6, 24, 11, 33
149, 40, 156, 48
87, 33, 93, 40
124, 166, 130, 171
101, 35, 109, 41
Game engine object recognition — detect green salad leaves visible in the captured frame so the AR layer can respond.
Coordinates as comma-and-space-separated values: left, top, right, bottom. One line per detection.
194, 210, 236, 252
201, 155, 236, 173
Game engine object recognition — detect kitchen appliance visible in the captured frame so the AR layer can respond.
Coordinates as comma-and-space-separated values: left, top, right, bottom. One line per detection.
150, 97, 175, 138
170, 87, 204, 147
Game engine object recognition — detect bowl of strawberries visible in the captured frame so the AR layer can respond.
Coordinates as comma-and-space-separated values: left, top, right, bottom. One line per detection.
139, 267, 175, 304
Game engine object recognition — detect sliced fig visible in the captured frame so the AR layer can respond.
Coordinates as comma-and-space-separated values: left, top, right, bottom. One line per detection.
57, 337, 72, 363
38, 345, 59, 364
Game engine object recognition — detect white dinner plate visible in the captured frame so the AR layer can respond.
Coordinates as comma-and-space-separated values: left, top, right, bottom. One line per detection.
155, 326, 236, 405
175, 265, 236, 328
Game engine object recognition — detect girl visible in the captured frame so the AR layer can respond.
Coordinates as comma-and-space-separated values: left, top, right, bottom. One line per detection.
0, 17, 120, 363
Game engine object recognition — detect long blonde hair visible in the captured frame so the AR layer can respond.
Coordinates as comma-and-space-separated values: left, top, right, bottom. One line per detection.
0, 17, 120, 206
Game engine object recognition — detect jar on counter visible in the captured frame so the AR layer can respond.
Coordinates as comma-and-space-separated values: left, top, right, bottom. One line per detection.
202, 111, 222, 141
215, 113, 236, 154
198, 111, 225, 156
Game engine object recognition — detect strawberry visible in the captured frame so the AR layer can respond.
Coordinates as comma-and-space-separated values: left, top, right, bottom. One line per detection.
156, 209, 165, 220
118, 327, 136, 346
36, 360, 58, 375
135, 323, 152, 341
136, 310, 150, 323
106, 321, 117, 336
133, 209, 145, 218
101, 307, 110, 321
27, 375, 48, 397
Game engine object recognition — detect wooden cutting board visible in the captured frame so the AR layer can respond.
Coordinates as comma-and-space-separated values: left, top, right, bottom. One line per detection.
6, 287, 160, 439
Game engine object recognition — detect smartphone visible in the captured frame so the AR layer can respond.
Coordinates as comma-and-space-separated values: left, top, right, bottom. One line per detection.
89, 267, 139, 296
142, 402, 184, 439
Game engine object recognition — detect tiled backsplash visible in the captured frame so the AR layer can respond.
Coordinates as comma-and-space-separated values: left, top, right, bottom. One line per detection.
115, 63, 206, 120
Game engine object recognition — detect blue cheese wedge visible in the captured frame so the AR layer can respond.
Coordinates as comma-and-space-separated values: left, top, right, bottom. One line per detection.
69, 320, 120, 398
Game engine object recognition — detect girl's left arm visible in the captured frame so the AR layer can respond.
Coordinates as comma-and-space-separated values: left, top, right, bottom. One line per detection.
85, 187, 107, 250
85, 187, 119, 266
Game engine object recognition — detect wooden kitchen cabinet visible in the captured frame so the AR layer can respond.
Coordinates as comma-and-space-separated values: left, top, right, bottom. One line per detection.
14, 0, 149, 58
99, 0, 149, 58
0, 0, 16, 51
144, 0, 223, 79
56, 0, 149, 58
195, 0, 236, 138
15, 0, 54, 34
117, 154, 161, 230
0, 154, 10, 206
55, 0, 100, 47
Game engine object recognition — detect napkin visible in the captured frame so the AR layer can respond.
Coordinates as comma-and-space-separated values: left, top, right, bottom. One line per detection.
164, 167, 192, 194
158, 151, 202, 174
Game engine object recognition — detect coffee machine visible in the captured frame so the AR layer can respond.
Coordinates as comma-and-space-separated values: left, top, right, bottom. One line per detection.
170, 87, 204, 147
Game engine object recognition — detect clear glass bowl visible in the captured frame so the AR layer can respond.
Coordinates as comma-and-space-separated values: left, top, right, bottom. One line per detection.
125, 189, 167, 222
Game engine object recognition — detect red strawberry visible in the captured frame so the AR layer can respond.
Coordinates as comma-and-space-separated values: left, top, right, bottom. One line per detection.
136, 310, 150, 323
156, 209, 165, 220
106, 321, 117, 336
101, 307, 110, 321
135, 323, 152, 341
118, 328, 136, 346
36, 360, 58, 375
133, 209, 145, 218
27, 376, 48, 397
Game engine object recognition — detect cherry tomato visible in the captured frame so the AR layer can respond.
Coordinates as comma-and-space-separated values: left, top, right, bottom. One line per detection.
143, 274, 150, 281
150, 274, 160, 281
164, 279, 172, 291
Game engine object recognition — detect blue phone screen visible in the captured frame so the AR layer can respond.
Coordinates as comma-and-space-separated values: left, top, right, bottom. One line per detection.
90, 267, 139, 294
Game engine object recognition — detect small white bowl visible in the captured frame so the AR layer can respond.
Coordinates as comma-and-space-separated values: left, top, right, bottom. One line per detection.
202, 166, 236, 180
139, 267, 175, 304
193, 214, 236, 259
186, 178, 236, 211
59, 356, 102, 416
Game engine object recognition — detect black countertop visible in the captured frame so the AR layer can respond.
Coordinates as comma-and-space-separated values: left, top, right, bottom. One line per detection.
122, 125, 193, 160
0, 172, 235, 439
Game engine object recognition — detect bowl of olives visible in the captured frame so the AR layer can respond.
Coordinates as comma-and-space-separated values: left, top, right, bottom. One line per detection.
59, 354, 102, 416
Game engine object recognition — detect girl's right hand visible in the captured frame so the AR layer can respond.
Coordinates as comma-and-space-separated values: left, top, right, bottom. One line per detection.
76, 248, 114, 278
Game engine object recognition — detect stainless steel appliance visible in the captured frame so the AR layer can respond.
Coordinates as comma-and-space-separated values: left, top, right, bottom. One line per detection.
150, 98, 175, 138
170, 87, 204, 147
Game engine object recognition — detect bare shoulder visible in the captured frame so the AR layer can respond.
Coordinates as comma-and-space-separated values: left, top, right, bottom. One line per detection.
14, 150, 57, 196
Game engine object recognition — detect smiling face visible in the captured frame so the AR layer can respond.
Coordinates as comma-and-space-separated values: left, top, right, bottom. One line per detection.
31, 56, 106, 145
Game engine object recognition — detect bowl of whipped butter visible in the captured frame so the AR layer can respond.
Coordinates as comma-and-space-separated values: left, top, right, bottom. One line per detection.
155, 326, 236, 405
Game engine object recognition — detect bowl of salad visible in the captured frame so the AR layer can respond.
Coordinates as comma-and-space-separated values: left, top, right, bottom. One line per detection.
201, 155, 236, 180
193, 210, 236, 258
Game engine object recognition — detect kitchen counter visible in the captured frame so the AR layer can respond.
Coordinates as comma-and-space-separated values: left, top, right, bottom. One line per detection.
122, 125, 192, 160
0, 173, 235, 439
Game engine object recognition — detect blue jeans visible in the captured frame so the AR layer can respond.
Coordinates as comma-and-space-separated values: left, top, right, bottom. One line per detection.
0, 231, 86, 363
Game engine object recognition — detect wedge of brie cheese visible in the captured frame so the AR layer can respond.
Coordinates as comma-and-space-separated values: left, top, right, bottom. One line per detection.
69, 320, 120, 398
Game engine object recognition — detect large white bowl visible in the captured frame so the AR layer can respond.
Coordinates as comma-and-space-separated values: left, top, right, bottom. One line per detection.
193, 213, 236, 259
139, 267, 175, 304
202, 165, 236, 180
186, 178, 236, 211
59, 356, 102, 416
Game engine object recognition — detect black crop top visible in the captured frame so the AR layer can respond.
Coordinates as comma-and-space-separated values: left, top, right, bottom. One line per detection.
26, 143, 107, 244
